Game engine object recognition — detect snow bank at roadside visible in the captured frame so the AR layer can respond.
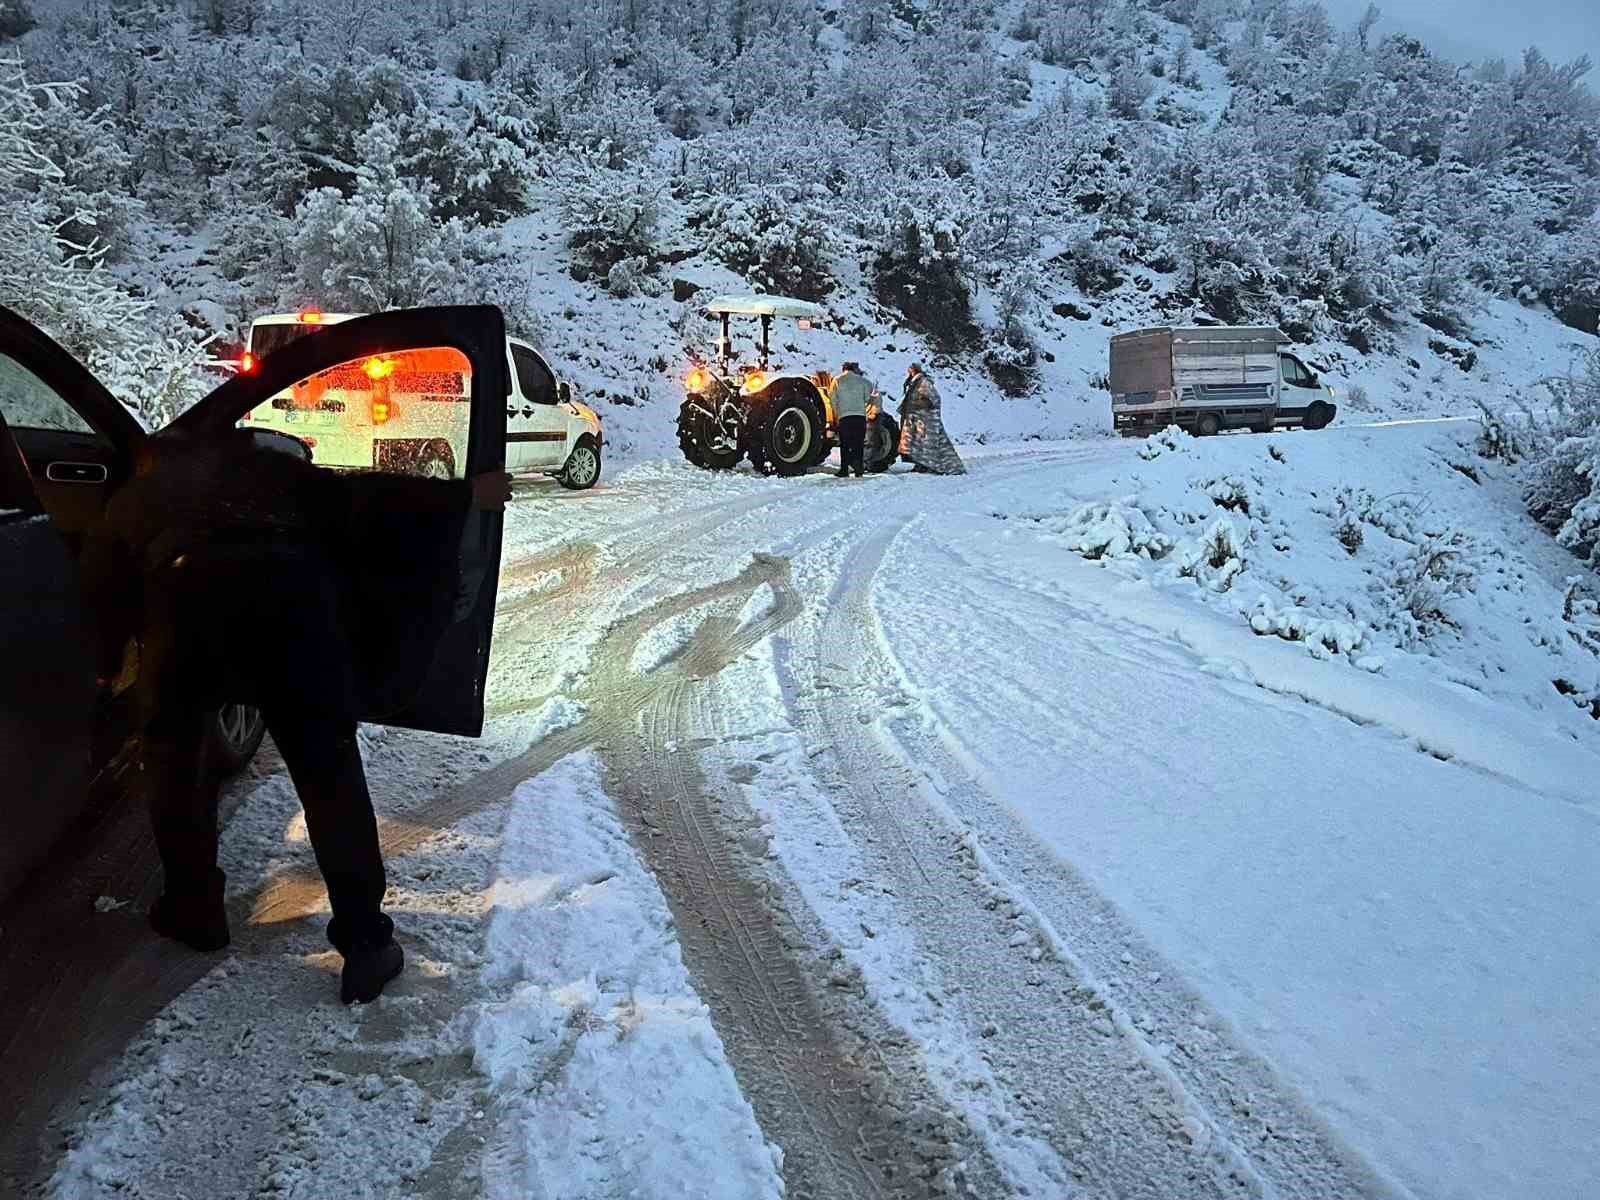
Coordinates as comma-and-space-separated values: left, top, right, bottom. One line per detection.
454, 752, 784, 1200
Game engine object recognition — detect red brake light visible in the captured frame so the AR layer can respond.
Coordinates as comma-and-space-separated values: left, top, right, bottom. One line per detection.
239, 351, 257, 373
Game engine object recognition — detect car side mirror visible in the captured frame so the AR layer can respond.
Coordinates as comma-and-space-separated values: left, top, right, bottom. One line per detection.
557, 380, 572, 404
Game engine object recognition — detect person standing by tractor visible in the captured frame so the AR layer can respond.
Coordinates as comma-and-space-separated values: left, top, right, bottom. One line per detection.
899, 363, 966, 475
831, 360, 874, 479
82, 426, 512, 1004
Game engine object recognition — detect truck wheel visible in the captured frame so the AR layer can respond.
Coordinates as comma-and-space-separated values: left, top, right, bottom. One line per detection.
1196, 412, 1220, 437
677, 398, 742, 470
208, 704, 266, 774
761, 394, 823, 476
416, 442, 454, 479
865, 413, 900, 473
1304, 401, 1335, 431
559, 436, 601, 490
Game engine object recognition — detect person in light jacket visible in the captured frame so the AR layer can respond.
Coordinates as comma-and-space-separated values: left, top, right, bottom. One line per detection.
898, 363, 966, 475
831, 361, 874, 478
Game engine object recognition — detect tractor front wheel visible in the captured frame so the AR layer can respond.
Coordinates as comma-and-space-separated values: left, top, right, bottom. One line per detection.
760, 394, 824, 477
677, 398, 742, 470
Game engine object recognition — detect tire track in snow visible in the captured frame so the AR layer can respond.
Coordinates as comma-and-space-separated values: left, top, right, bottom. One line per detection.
762, 515, 1401, 1200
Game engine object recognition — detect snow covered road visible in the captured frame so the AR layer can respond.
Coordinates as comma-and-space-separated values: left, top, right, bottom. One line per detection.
31, 430, 1600, 1200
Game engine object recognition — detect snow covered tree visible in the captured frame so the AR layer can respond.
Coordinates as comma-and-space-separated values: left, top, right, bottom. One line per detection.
1, 56, 209, 424
0, 0, 35, 40
289, 109, 472, 311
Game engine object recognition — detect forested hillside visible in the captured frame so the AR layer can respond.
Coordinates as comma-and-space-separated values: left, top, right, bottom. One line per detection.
2, 0, 1597, 428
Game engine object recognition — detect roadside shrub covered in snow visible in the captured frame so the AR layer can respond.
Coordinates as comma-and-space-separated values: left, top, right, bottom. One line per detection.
1248, 598, 1368, 660
1377, 531, 1480, 645
1175, 517, 1246, 592
1521, 348, 1600, 570
1137, 425, 1191, 460
1045, 498, 1173, 560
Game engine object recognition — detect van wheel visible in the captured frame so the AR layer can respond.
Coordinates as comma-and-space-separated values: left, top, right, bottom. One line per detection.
559, 436, 601, 490
1196, 412, 1220, 437
209, 704, 266, 774
1304, 401, 1335, 431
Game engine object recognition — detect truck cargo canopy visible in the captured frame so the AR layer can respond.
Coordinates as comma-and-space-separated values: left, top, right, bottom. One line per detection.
1110, 325, 1287, 394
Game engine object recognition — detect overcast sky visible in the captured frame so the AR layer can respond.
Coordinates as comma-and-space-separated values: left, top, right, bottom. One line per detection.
1320, 0, 1600, 70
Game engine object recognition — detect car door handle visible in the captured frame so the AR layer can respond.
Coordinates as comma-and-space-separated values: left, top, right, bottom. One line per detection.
45, 461, 108, 484
506, 406, 519, 417
521, 407, 536, 417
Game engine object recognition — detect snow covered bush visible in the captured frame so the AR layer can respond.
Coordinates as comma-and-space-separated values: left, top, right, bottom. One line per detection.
1045, 498, 1173, 561
1377, 532, 1480, 645
693, 186, 833, 302
1524, 348, 1600, 569
1473, 398, 1526, 464
1175, 517, 1246, 593
1137, 425, 1191, 460
1199, 474, 1253, 515
0, 1, 35, 39
1248, 598, 1368, 660
556, 152, 664, 276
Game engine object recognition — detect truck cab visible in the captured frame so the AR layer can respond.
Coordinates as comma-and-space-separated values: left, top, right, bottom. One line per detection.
1110, 325, 1337, 437
242, 311, 604, 488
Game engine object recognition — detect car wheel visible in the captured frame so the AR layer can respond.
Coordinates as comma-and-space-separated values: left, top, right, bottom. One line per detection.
865, 413, 900, 473
209, 704, 266, 774
416, 442, 454, 479
1196, 412, 1220, 437
677, 398, 742, 470
1304, 401, 1335, 431
559, 436, 601, 490
761, 395, 823, 477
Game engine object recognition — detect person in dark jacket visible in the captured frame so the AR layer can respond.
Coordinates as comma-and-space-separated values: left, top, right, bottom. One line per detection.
82, 428, 511, 1003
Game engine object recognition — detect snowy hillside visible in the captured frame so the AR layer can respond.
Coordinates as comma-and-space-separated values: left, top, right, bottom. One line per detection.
3, 0, 1598, 449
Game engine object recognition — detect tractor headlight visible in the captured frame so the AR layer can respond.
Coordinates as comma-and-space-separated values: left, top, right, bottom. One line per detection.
686, 367, 709, 393
741, 370, 767, 395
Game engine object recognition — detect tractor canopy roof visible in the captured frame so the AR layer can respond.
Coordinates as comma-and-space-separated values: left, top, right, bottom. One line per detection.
703, 294, 825, 320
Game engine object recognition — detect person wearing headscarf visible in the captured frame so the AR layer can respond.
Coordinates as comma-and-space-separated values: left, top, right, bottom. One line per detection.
898, 363, 966, 475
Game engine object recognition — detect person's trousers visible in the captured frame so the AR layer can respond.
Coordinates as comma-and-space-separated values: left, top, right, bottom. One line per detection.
143, 705, 386, 928
139, 543, 385, 934
838, 414, 867, 475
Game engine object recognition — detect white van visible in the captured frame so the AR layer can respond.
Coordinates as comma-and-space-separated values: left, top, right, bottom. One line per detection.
240, 311, 604, 488
1110, 325, 1338, 437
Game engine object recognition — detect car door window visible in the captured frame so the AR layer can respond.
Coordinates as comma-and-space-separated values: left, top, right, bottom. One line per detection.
0, 354, 97, 435
1281, 356, 1311, 387
512, 345, 556, 406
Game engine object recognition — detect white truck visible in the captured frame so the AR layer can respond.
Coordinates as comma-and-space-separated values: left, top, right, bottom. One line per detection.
240, 311, 604, 488
1110, 325, 1338, 437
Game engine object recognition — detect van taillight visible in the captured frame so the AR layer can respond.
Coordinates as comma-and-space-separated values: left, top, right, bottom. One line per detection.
239, 351, 257, 373
372, 399, 391, 424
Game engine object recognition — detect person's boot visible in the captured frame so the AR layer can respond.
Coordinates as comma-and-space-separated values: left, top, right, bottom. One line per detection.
149, 867, 230, 952
327, 912, 404, 1004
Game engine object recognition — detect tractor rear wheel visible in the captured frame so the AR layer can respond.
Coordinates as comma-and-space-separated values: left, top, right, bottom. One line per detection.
677, 398, 742, 470
865, 413, 900, 473
760, 394, 824, 477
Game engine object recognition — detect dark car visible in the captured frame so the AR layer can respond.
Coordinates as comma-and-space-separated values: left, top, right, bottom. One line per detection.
0, 305, 509, 901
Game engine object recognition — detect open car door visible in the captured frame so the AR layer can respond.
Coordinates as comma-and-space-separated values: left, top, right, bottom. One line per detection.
0, 307, 147, 899
171, 306, 509, 737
